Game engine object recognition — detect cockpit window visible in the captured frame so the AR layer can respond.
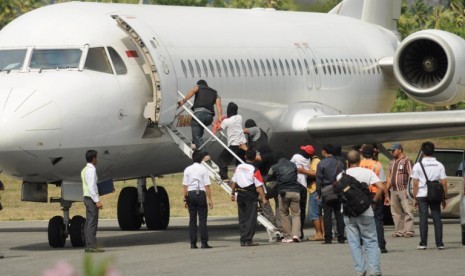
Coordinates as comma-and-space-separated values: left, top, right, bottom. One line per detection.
30, 49, 81, 69
84, 47, 113, 74
0, 49, 26, 70
108, 47, 127, 75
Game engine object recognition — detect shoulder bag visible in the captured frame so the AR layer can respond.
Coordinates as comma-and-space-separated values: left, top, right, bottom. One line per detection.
419, 159, 444, 203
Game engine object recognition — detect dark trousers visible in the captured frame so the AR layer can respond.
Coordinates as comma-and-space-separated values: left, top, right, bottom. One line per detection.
187, 191, 209, 245
218, 145, 245, 180
418, 197, 443, 247
84, 197, 99, 248
323, 200, 345, 242
237, 200, 258, 243
299, 186, 307, 238
191, 111, 214, 150
373, 200, 386, 248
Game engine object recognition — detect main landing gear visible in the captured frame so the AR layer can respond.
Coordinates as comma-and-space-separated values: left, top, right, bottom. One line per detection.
47, 199, 86, 248
117, 178, 170, 231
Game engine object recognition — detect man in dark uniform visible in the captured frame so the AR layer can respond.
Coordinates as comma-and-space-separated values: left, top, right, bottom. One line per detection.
178, 80, 223, 152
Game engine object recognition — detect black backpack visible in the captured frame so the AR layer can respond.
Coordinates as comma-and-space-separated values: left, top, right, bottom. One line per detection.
334, 173, 372, 217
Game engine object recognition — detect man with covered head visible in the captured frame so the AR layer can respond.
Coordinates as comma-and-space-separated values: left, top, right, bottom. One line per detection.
217, 102, 247, 181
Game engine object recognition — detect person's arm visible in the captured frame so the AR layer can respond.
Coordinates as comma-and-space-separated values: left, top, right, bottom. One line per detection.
230, 182, 237, 202
205, 185, 213, 209
183, 185, 188, 208
413, 178, 419, 207
178, 86, 198, 106
215, 97, 222, 122
373, 181, 384, 203
257, 186, 268, 205
86, 168, 102, 208
243, 128, 250, 134
386, 162, 392, 192
441, 178, 447, 208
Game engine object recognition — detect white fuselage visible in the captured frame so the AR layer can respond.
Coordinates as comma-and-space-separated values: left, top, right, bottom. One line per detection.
0, 3, 398, 182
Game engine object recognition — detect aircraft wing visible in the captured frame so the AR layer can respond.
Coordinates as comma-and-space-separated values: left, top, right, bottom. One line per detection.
307, 110, 465, 145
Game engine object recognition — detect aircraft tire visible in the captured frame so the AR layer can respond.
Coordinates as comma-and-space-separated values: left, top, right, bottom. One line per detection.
117, 187, 142, 230
144, 186, 170, 230
48, 216, 67, 248
70, 215, 86, 247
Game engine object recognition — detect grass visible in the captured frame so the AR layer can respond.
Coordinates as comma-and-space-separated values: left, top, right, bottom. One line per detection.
1, 138, 464, 221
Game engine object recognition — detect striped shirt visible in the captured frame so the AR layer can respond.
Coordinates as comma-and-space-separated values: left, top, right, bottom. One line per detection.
388, 156, 413, 191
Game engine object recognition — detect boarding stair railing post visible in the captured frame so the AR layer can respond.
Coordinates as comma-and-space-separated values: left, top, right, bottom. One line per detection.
164, 91, 281, 242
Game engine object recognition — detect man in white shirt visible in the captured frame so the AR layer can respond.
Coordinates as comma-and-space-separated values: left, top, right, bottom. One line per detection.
183, 150, 214, 249
411, 141, 447, 250
230, 149, 267, 246
337, 150, 385, 276
82, 150, 104, 253
218, 102, 247, 181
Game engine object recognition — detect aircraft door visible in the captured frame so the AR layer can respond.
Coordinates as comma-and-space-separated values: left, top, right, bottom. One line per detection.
296, 44, 313, 90
112, 15, 177, 125
302, 43, 321, 89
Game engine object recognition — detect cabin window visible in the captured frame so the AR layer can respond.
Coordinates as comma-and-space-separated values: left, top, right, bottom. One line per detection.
312, 59, 318, 75
235, 60, 241, 77
285, 59, 291, 76
222, 59, 228, 77
202, 59, 208, 78
303, 59, 310, 75
181, 60, 187, 78
336, 59, 341, 74
187, 60, 194, 77
84, 47, 112, 74
253, 59, 260, 76
241, 59, 247, 77
272, 59, 278, 76
194, 60, 202, 77
215, 59, 222, 77
32, 48, 82, 70
247, 59, 253, 77
370, 59, 376, 74
297, 59, 303, 75
0, 49, 26, 70
209, 60, 215, 77
345, 59, 351, 74
321, 59, 327, 75
278, 59, 284, 76
331, 59, 337, 75
291, 59, 297, 75
107, 47, 127, 75
266, 59, 272, 76
325, 59, 331, 75
228, 59, 235, 77
259, 59, 266, 76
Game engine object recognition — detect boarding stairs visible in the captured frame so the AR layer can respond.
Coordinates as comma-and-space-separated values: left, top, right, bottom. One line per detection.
164, 91, 281, 242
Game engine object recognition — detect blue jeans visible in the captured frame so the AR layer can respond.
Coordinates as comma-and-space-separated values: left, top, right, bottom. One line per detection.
417, 197, 443, 247
307, 192, 322, 221
191, 111, 214, 150
344, 215, 381, 276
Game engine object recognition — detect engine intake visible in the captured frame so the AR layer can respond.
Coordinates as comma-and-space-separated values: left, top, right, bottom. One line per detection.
394, 30, 465, 106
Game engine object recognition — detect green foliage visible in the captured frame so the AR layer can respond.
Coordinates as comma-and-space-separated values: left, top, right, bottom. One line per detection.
83, 255, 117, 276
0, 0, 49, 29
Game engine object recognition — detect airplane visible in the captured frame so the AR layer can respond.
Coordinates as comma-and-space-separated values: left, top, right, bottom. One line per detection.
1, 0, 465, 248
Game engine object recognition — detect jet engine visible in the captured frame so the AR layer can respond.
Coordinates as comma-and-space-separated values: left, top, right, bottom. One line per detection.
393, 30, 465, 106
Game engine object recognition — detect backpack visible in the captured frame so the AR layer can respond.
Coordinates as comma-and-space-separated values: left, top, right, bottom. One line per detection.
334, 173, 372, 217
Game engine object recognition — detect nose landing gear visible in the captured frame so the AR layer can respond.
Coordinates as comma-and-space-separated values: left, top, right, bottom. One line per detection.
47, 199, 86, 248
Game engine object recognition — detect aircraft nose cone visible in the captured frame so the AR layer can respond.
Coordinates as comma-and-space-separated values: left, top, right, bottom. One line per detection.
0, 88, 61, 151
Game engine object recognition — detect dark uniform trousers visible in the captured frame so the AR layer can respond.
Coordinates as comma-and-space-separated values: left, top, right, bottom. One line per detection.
373, 200, 386, 249
299, 186, 308, 238
323, 199, 345, 243
84, 196, 99, 248
187, 191, 209, 245
218, 146, 245, 180
237, 199, 258, 243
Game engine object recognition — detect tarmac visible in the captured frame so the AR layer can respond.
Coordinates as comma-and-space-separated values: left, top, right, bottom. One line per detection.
0, 217, 464, 276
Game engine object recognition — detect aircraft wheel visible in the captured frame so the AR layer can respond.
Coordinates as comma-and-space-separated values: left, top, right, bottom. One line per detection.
48, 216, 67, 248
144, 186, 170, 230
70, 215, 86, 247
117, 187, 142, 230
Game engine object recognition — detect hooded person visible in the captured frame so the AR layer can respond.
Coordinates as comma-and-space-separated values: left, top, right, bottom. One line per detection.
217, 102, 247, 181
243, 119, 269, 151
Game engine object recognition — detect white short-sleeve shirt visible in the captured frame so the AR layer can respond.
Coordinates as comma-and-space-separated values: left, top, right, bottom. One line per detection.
411, 157, 447, 198
290, 153, 309, 188
221, 115, 247, 146
182, 163, 211, 192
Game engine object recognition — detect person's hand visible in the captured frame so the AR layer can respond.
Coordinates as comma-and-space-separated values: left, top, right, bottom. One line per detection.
230, 194, 235, 202
217, 117, 222, 123
184, 202, 188, 209
297, 167, 304, 174
414, 199, 418, 208
262, 198, 268, 205
384, 197, 390, 206
95, 201, 103, 209
442, 200, 447, 209
208, 201, 214, 209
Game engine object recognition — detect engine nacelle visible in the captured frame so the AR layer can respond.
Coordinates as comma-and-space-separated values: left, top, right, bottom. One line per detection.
394, 30, 465, 106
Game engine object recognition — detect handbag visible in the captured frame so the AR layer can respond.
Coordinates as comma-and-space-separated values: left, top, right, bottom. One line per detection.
419, 159, 444, 203
321, 184, 338, 203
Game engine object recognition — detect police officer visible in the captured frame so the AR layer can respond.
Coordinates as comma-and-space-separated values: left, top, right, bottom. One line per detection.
182, 150, 214, 249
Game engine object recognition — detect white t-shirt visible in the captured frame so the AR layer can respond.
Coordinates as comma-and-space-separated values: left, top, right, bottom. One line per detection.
232, 163, 264, 188
182, 163, 211, 192
337, 167, 381, 217
221, 115, 247, 146
411, 157, 447, 198
290, 153, 309, 188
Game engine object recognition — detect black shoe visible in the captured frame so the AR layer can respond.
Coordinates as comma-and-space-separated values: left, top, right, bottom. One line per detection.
338, 239, 345, 244
242, 241, 259, 246
322, 240, 332, 244
0, 254, 4, 259
191, 244, 198, 249
201, 243, 212, 249
380, 247, 388, 253
84, 247, 105, 253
